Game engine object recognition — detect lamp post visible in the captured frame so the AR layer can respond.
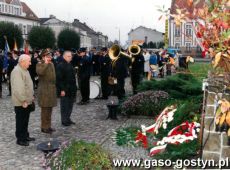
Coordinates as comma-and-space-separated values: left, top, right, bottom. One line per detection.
115, 27, 120, 45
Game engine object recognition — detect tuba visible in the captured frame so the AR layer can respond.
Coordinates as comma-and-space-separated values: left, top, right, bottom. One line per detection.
109, 44, 131, 65
128, 44, 141, 56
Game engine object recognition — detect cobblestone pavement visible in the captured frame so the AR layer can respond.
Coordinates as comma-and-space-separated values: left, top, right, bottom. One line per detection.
0, 77, 153, 170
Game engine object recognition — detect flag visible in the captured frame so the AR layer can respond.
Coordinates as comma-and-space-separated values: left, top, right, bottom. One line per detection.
24, 40, 29, 55
3, 36, 10, 70
13, 39, 18, 51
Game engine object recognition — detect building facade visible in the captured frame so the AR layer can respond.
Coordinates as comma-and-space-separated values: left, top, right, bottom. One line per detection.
0, 0, 40, 40
168, 0, 205, 57
72, 19, 108, 49
40, 15, 92, 48
128, 26, 164, 46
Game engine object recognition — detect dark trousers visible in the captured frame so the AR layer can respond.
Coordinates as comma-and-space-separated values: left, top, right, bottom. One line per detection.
0, 71, 2, 98
15, 106, 31, 141
8, 75, 11, 95
60, 96, 75, 124
101, 74, 110, 98
79, 77, 90, 102
131, 73, 142, 95
116, 77, 125, 100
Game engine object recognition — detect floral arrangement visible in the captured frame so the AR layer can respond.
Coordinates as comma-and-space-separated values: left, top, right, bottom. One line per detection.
158, 0, 230, 72
215, 99, 230, 145
121, 90, 169, 116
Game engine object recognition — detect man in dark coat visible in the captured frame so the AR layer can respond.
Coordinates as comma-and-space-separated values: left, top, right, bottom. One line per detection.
56, 51, 77, 126
0, 50, 3, 98
76, 48, 91, 105
91, 47, 100, 76
98, 47, 111, 99
29, 50, 40, 89
53, 49, 64, 68
7, 51, 18, 96
112, 53, 129, 100
130, 52, 144, 94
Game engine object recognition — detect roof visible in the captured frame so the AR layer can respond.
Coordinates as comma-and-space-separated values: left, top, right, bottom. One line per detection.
21, 2, 38, 20
0, 0, 39, 21
170, 0, 205, 15
72, 19, 97, 35
39, 18, 50, 24
128, 26, 163, 35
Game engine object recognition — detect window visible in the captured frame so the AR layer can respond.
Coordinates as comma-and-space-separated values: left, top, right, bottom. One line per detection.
27, 25, 32, 34
175, 26, 180, 36
23, 25, 26, 35
5, 5, 6, 12
196, 46, 202, 52
19, 24, 23, 31
186, 43, 191, 52
0, 4, 2, 12
185, 25, 192, 36
175, 43, 180, 49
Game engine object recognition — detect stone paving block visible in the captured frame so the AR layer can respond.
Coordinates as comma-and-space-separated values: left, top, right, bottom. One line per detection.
203, 131, 221, 152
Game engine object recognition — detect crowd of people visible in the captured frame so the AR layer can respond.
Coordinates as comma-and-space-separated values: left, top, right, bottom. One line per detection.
0, 46, 182, 146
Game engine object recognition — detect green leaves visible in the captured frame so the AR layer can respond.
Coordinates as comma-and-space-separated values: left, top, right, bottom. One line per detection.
28, 26, 56, 49
49, 140, 112, 170
0, 22, 23, 50
57, 28, 80, 50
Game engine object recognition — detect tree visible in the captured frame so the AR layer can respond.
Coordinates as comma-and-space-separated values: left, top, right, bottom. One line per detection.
142, 42, 148, 49
28, 26, 56, 49
158, 41, 165, 49
57, 28, 80, 50
148, 41, 155, 48
0, 22, 23, 50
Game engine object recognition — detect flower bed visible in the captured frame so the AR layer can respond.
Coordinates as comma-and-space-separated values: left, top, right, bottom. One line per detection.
121, 90, 169, 117
42, 140, 112, 170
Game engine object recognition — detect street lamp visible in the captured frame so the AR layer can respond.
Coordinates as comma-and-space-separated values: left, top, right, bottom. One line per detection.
115, 27, 120, 45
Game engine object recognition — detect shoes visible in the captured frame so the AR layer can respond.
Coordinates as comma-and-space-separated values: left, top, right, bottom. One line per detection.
41, 128, 52, 134
96, 97, 108, 100
49, 128, 56, 132
78, 101, 87, 105
16, 140, 29, 146
62, 122, 71, 126
69, 120, 76, 125
26, 137, 35, 141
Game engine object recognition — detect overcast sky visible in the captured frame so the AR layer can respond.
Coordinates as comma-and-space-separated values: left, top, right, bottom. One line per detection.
22, 0, 171, 45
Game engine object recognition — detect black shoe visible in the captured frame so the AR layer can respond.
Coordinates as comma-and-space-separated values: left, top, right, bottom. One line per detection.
48, 128, 56, 132
69, 120, 76, 125
26, 137, 35, 141
41, 128, 52, 134
78, 101, 87, 105
16, 140, 29, 146
62, 122, 71, 126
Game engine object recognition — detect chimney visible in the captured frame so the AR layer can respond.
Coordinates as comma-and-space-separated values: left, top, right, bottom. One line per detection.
50, 15, 56, 19
74, 19, 79, 22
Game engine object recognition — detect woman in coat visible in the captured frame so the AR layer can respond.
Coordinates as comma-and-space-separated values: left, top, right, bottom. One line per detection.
36, 49, 57, 134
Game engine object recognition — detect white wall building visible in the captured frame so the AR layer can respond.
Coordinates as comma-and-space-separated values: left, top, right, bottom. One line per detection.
168, 0, 205, 57
0, 0, 40, 39
128, 26, 164, 46
40, 15, 92, 48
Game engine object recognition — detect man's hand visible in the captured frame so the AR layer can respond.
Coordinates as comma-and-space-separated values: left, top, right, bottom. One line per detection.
60, 91, 65, 97
22, 101, 28, 108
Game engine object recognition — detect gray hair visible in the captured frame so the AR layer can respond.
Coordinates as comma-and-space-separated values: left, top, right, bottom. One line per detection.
18, 54, 31, 63
63, 51, 72, 57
